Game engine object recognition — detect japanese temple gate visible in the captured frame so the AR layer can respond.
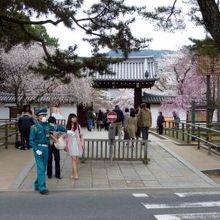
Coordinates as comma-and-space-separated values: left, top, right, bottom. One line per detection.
91, 56, 158, 108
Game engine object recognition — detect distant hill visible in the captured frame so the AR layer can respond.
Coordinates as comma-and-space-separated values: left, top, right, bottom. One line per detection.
107, 49, 175, 58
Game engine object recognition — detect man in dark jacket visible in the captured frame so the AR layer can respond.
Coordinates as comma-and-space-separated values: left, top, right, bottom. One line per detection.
18, 110, 35, 150
47, 116, 67, 179
157, 112, 165, 135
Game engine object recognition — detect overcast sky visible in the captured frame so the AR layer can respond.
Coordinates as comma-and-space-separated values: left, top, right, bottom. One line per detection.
44, 0, 206, 56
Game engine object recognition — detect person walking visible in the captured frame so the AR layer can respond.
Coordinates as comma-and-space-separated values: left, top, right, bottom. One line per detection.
157, 112, 165, 135
18, 105, 35, 150
66, 114, 83, 180
103, 109, 110, 131
47, 116, 67, 179
137, 103, 152, 141
96, 109, 104, 131
87, 109, 95, 131
113, 105, 124, 139
123, 108, 130, 140
125, 108, 137, 140
173, 111, 180, 130
135, 107, 141, 139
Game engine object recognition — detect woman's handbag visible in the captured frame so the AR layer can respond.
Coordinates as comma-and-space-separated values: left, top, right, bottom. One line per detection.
54, 135, 67, 150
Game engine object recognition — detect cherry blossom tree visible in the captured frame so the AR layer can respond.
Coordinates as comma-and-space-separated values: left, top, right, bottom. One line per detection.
112, 89, 134, 110
152, 48, 206, 113
0, 44, 95, 108
0, 43, 58, 107
0, 43, 111, 114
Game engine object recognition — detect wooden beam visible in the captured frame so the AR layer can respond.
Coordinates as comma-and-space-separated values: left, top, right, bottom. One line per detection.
134, 88, 142, 108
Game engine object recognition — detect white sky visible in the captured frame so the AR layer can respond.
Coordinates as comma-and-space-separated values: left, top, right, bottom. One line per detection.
44, 0, 206, 56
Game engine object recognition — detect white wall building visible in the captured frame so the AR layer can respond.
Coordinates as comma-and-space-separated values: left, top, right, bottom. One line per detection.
0, 92, 77, 122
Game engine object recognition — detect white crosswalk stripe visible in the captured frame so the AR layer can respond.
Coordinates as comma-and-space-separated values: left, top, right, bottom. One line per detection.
175, 191, 220, 198
132, 193, 148, 198
142, 201, 220, 209
132, 192, 220, 219
155, 212, 220, 220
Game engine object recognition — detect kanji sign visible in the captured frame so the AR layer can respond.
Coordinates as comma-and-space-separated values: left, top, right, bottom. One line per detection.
107, 111, 117, 123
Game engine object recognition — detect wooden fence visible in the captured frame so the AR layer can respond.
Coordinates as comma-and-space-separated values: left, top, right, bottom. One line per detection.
164, 121, 220, 155
0, 121, 18, 149
0, 120, 150, 164
82, 139, 149, 164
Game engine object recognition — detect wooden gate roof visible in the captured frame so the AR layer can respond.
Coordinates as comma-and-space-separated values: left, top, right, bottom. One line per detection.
142, 92, 174, 104
91, 56, 158, 89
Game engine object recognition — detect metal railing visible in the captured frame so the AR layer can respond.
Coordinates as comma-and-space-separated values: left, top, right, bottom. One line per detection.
82, 139, 149, 164
164, 121, 220, 155
0, 121, 18, 149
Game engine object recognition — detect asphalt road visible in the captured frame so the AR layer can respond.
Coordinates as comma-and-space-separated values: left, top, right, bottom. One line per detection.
1, 189, 220, 220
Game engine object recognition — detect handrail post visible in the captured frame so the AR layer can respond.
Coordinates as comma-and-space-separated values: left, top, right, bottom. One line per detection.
197, 125, 200, 150
143, 141, 149, 164
5, 122, 8, 149
172, 122, 174, 137
15, 122, 18, 143
169, 121, 171, 135
176, 122, 179, 139
182, 123, 185, 141
164, 121, 166, 135
207, 130, 211, 155
187, 123, 190, 144
191, 123, 196, 141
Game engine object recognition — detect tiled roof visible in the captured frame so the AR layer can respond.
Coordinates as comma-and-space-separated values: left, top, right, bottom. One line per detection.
142, 92, 174, 104
92, 57, 158, 81
107, 49, 175, 58
0, 92, 77, 104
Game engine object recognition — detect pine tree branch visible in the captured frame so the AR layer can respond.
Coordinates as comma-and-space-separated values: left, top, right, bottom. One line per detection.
166, 0, 178, 25
0, 15, 63, 26
72, 17, 104, 37
19, 24, 53, 63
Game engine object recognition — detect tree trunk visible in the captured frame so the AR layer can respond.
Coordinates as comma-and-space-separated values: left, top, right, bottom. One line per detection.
197, 0, 220, 49
206, 75, 212, 125
217, 76, 220, 122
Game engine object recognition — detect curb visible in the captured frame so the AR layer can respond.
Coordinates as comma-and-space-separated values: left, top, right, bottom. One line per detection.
156, 141, 219, 187
9, 159, 35, 190
202, 169, 220, 175
2, 185, 220, 193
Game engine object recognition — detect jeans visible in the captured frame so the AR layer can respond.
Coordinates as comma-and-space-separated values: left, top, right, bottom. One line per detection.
141, 127, 149, 140
87, 119, 94, 130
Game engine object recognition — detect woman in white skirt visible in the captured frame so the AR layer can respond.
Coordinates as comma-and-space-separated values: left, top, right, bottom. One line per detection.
66, 114, 83, 179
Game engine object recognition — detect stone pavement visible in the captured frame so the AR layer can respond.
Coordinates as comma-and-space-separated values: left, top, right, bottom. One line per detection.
0, 145, 33, 191
16, 130, 219, 191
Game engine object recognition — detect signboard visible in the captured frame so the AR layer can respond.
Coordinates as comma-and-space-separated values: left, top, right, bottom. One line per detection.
187, 110, 207, 122
107, 111, 117, 123
197, 55, 220, 75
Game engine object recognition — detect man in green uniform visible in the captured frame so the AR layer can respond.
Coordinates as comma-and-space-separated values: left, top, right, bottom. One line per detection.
30, 108, 66, 195
29, 108, 50, 194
